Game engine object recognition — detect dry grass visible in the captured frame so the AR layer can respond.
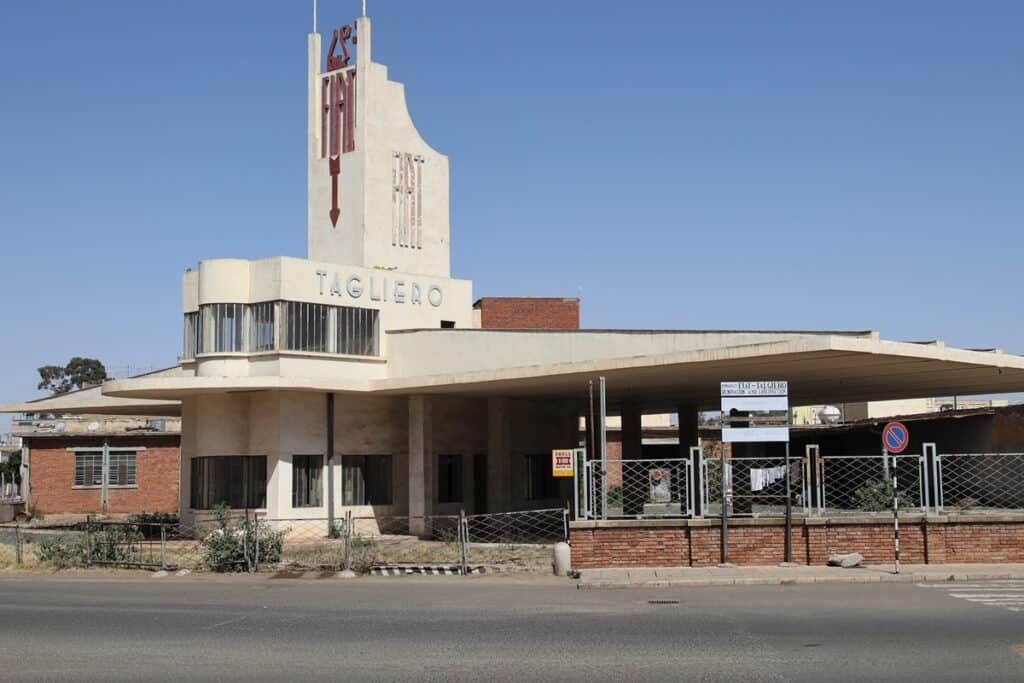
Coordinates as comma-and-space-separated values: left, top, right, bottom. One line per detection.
0, 543, 43, 570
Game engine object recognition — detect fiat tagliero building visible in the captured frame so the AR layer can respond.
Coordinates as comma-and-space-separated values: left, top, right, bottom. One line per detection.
101, 14, 1024, 539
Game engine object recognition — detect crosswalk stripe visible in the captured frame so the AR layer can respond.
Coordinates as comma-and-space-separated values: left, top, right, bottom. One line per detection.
917, 580, 1024, 614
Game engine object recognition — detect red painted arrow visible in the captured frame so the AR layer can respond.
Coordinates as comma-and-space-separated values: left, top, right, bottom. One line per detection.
329, 157, 340, 226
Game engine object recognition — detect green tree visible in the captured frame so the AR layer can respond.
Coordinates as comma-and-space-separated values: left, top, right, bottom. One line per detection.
37, 357, 108, 395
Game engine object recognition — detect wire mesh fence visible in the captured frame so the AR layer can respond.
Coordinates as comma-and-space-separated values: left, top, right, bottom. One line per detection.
938, 453, 1024, 513
586, 458, 692, 519
0, 508, 568, 575
819, 454, 922, 515
704, 456, 802, 518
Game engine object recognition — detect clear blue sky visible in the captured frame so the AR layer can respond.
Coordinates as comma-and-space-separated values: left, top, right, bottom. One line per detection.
1, 0, 1022, 424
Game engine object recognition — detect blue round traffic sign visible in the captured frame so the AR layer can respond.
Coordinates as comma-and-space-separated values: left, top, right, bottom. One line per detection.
882, 422, 910, 454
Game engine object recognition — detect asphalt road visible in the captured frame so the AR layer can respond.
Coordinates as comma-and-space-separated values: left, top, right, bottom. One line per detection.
1, 573, 1022, 682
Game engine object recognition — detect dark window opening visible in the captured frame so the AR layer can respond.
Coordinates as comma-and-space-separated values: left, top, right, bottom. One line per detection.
438, 454, 463, 503
190, 456, 267, 509
342, 455, 393, 506
440, 320, 456, 329
525, 453, 559, 500
292, 454, 324, 508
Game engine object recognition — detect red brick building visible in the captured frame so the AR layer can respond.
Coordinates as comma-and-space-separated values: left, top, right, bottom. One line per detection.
2, 377, 182, 517
22, 431, 180, 516
473, 297, 580, 329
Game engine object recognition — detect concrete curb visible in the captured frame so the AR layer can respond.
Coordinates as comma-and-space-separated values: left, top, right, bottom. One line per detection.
577, 571, 1024, 589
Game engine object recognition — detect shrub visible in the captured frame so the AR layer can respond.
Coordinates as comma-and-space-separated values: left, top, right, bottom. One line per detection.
853, 479, 893, 512
200, 505, 285, 572
35, 535, 87, 568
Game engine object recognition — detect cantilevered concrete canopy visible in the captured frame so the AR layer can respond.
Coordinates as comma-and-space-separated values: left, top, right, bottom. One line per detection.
0, 367, 182, 416
99, 330, 1024, 411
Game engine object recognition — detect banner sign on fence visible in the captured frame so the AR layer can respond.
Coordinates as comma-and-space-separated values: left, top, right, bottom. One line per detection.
551, 449, 575, 477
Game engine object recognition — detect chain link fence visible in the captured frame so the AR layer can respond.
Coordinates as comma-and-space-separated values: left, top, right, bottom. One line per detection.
937, 452, 1024, 513
819, 454, 922, 515
704, 455, 802, 518
585, 458, 692, 519
0, 508, 568, 575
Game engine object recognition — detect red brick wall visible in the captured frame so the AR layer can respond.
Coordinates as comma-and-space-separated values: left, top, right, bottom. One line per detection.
25, 436, 180, 515
570, 519, 1024, 568
474, 297, 580, 329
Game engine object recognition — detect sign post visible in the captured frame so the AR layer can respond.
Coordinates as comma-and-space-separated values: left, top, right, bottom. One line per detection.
720, 381, 791, 564
882, 422, 909, 574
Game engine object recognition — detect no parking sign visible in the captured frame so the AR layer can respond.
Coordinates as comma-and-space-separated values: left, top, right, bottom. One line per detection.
882, 422, 910, 454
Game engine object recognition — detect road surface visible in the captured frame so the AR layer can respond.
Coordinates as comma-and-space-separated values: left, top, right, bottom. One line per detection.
1, 573, 1022, 681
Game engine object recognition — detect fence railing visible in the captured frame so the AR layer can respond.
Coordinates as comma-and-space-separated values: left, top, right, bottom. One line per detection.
575, 445, 1024, 520
584, 458, 693, 519
937, 452, 1024, 513
0, 508, 569, 574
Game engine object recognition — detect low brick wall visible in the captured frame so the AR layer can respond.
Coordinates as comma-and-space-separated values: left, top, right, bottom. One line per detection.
570, 515, 1024, 568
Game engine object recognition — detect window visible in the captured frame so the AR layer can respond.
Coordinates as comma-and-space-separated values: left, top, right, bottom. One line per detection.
201, 303, 245, 353
440, 320, 455, 329
190, 456, 267, 509
525, 453, 559, 500
438, 454, 463, 503
108, 453, 137, 486
292, 454, 323, 508
183, 312, 199, 359
342, 455, 392, 505
337, 306, 380, 356
74, 451, 136, 487
283, 301, 331, 353
74, 452, 103, 487
248, 302, 276, 352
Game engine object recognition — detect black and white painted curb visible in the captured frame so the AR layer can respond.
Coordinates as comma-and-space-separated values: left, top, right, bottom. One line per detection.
370, 565, 487, 576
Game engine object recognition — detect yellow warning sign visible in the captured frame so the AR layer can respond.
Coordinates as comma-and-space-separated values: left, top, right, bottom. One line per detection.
551, 449, 575, 477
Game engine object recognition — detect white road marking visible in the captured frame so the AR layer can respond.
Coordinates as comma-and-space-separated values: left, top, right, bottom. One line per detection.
918, 581, 1024, 614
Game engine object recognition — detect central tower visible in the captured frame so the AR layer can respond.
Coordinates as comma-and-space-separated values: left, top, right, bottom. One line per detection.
306, 15, 452, 278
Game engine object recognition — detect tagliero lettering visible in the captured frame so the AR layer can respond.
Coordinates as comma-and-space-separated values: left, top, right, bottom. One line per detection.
315, 270, 443, 307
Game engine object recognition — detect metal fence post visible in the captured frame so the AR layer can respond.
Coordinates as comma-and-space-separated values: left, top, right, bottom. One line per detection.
562, 505, 569, 542
160, 523, 168, 570
458, 510, 467, 576
254, 515, 261, 572
85, 514, 93, 567
243, 510, 251, 573
344, 510, 353, 572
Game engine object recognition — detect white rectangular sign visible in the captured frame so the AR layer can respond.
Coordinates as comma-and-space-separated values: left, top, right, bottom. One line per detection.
722, 427, 791, 443
720, 381, 788, 397
721, 396, 789, 413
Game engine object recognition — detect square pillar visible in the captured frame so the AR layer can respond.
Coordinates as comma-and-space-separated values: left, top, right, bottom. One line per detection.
621, 403, 643, 516
408, 395, 433, 537
677, 405, 700, 515
487, 397, 512, 513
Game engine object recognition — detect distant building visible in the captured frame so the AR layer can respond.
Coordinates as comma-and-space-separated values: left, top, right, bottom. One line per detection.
2, 371, 181, 517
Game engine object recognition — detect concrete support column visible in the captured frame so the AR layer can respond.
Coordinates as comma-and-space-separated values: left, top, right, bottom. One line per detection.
621, 403, 643, 516
408, 395, 433, 537
677, 405, 700, 515
487, 398, 512, 513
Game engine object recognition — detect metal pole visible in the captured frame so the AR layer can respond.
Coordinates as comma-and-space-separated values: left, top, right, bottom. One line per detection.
598, 377, 608, 520
85, 514, 93, 567
254, 515, 261, 572
891, 451, 900, 574
14, 524, 22, 565
784, 441, 792, 563
344, 509, 353, 571
459, 509, 467, 576
160, 524, 167, 570
327, 393, 335, 538
721, 445, 728, 565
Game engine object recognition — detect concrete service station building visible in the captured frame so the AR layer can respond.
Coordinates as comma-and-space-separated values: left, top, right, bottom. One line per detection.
10, 13, 1024, 566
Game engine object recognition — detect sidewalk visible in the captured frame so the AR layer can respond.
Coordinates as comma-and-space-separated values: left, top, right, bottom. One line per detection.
576, 563, 1024, 589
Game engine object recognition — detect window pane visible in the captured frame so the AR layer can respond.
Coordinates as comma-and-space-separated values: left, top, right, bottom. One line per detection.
74, 452, 103, 487
337, 306, 379, 356
190, 456, 267, 509
292, 454, 323, 508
